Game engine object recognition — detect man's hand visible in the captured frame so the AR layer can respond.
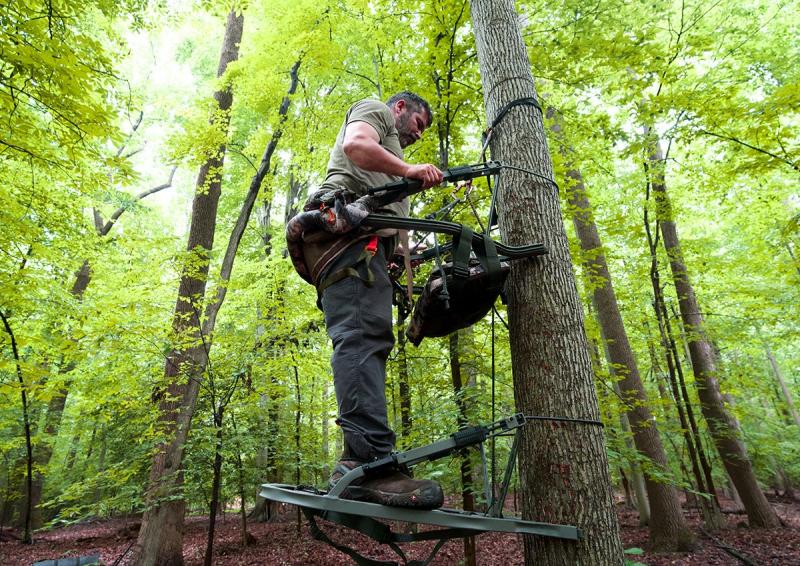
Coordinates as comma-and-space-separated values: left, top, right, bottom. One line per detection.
404, 163, 444, 189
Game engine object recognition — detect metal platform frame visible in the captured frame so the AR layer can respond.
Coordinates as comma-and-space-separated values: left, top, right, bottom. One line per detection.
260, 414, 580, 565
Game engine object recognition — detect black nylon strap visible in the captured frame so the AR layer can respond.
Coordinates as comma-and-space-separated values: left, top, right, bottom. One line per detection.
304, 507, 476, 566
304, 508, 399, 566
317, 248, 376, 294
450, 225, 474, 280
473, 234, 504, 290
483, 97, 542, 145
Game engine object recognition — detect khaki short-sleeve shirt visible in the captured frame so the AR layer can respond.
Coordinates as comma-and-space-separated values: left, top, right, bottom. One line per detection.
322, 99, 409, 218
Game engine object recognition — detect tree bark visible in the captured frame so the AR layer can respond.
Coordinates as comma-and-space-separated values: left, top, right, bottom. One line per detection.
470, 2, 623, 563
551, 109, 693, 550
617, 399, 651, 524
134, 12, 243, 566
647, 136, 780, 528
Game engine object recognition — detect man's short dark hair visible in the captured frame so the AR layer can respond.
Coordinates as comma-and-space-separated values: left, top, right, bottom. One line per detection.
386, 91, 433, 127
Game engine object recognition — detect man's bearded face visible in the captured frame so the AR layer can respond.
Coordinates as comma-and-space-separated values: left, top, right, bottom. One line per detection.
396, 105, 429, 148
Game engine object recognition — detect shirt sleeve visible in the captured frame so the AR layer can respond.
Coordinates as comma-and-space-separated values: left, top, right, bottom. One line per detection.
346, 99, 394, 142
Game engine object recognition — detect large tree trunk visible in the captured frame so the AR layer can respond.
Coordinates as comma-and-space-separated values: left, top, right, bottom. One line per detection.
647, 136, 780, 528
469, 2, 623, 563
134, 12, 243, 566
550, 111, 693, 550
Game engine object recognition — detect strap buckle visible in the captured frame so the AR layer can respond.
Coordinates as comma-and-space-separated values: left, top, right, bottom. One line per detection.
364, 235, 380, 256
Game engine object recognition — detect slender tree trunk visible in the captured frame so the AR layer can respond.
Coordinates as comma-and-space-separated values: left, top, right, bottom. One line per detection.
204, 409, 224, 566
294, 364, 301, 533
31, 169, 175, 528
134, 12, 243, 566
93, 429, 107, 505
244, 64, 303, 522
396, 318, 413, 445
784, 243, 800, 278
617, 405, 651, 525
646, 218, 725, 529
646, 136, 780, 528
764, 344, 800, 428
470, 2, 623, 563
551, 109, 692, 550
230, 414, 253, 546
1, 313, 33, 544
322, 383, 330, 471
28, 263, 89, 528
449, 332, 476, 566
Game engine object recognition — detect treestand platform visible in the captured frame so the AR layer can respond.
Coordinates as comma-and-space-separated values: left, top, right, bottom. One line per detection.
261, 414, 581, 566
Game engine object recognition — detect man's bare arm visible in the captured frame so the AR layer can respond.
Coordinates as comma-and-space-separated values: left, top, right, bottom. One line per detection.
343, 121, 443, 188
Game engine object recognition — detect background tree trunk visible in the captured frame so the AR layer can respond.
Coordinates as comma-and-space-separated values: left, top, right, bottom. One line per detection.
647, 136, 780, 528
203, 409, 224, 566
470, 1, 623, 563
0, 313, 33, 544
396, 319, 413, 445
134, 11, 243, 566
449, 331, 476, 566
764, 343, 800, 428
550, 110, 693, 550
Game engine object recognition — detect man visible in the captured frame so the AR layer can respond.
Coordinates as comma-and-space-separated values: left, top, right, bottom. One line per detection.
309, 92, 444, 509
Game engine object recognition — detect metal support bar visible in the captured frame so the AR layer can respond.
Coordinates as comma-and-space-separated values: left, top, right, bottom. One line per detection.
362, 215, 548, 259
489, 430, 520, 518
328, 414, 525, 498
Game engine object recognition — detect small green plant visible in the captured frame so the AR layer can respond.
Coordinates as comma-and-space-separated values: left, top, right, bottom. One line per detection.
624, 546, 647, 566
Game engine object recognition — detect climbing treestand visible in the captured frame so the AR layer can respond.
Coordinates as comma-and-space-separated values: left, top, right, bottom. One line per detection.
261, 414, 583, 566
275, 158, 597, 565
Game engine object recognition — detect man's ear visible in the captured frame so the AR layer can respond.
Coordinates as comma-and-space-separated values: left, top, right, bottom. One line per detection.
394, 99, 406, 114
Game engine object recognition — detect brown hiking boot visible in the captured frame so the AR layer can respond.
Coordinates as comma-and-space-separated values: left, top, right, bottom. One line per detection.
329, 460, 444, 510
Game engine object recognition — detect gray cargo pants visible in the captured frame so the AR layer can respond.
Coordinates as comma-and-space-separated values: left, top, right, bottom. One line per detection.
320, 239, 396, 462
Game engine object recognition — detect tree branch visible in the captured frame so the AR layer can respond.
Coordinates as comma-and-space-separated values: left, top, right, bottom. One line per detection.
99, 167, 178, 236
700, 129, 800, 173
116, 111, 144, 158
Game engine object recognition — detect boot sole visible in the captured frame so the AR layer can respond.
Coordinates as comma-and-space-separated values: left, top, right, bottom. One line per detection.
343, 485, 444, 510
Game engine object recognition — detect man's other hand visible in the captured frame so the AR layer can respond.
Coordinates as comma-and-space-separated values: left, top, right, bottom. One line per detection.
404, 163, 444, 189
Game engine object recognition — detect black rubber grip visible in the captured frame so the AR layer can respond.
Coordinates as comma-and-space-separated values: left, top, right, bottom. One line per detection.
452, 426, 488, 448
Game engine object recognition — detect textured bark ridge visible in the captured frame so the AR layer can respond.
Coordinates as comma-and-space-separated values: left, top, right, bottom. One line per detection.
134, 11, 244, 566
469, 1, 623, 563
647, 138, 781, 529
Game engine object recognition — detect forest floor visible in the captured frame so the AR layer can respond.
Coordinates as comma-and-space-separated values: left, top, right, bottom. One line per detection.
2, 492, 798, 565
